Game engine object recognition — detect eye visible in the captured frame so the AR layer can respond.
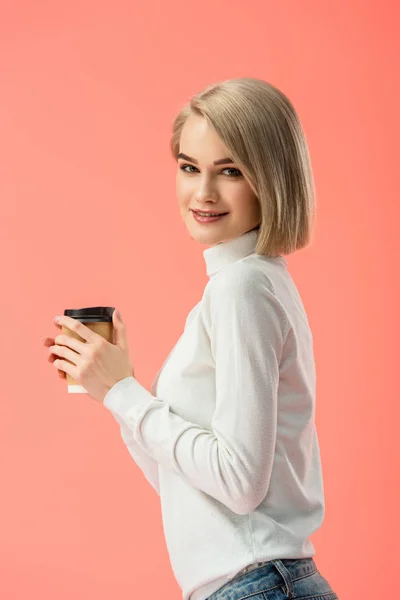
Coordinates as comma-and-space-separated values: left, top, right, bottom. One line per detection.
179, 164, 198, 174
179, 164, 242, 178
222, 168, 242, 178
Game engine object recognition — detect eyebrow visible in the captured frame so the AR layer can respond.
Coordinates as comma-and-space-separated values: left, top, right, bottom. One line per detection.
177, 152, 234, 166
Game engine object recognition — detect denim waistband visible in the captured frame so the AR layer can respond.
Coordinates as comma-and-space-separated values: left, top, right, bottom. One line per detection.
230, 560, 273, 581
207, 557, 317, 600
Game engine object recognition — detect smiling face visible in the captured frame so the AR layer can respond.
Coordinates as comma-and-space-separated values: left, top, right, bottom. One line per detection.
176, 114, 261, 247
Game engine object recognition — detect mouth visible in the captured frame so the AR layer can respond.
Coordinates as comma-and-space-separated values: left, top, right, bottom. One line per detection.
191, 210, 229, 217
191, 210, 229, 224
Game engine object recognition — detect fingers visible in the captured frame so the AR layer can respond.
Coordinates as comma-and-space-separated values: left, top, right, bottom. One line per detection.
44, 339, 55, 363
43, 335, 66, 379
44, 338, 56, 362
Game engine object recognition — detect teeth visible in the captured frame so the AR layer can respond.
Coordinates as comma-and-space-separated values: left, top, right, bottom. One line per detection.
196, 212, 224, 217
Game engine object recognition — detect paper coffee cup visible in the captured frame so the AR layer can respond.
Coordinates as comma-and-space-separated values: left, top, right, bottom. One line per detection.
61, 306, 115, 394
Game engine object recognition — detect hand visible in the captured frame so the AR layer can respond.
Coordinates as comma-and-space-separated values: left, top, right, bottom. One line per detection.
43, 309, 134, 403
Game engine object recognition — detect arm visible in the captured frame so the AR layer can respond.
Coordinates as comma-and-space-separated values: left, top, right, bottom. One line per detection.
103, 265, 289, 514
111, 413, 160, 495
107, 305, 200, 497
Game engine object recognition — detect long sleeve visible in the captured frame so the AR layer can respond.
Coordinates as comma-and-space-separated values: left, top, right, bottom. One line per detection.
111, 412, 160, 495
103, 266, 290, 515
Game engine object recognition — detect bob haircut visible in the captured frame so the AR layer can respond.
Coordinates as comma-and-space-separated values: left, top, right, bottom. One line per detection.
170, 77, 316, 257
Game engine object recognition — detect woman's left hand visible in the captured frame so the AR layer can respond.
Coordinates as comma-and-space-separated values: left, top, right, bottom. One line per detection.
47, 309, 134, 403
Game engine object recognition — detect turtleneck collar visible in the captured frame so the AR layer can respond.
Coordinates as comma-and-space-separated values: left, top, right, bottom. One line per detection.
203, 228, 287, 278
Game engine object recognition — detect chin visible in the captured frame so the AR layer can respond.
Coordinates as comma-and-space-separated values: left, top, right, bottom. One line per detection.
189, 230, 223, 245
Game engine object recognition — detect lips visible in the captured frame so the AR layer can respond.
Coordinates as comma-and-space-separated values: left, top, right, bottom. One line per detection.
192, 211, 229, 224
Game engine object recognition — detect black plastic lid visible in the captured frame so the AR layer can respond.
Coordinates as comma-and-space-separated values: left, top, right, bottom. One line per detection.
64, 306, 115, 323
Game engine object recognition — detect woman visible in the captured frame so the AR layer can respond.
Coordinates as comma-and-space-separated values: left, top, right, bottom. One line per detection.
48, 77, 339, 600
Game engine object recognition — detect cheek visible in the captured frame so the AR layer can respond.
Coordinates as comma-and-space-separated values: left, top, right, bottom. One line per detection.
231, 192, 260, 222
228, 185, 256, 208
176, 179, 192, 206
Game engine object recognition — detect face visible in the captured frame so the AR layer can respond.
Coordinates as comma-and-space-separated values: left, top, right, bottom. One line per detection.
176, 114, 261, 247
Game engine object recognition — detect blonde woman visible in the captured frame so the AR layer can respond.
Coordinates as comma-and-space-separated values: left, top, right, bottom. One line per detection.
47, 77, 339, 600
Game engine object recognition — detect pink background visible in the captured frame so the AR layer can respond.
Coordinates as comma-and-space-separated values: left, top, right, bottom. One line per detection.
0, 2, 398, 598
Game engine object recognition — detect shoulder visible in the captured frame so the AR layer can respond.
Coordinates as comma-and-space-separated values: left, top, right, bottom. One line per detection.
204, 256, 290, 336
207, 255, 277, 299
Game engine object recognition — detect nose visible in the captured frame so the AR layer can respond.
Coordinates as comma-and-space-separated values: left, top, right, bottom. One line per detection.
194, 181, 218, 204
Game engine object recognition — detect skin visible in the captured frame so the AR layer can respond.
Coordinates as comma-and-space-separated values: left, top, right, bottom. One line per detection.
176, 114, 261, 247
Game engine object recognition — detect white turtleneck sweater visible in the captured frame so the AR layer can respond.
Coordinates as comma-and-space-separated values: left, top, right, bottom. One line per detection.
103, 228, 325, 600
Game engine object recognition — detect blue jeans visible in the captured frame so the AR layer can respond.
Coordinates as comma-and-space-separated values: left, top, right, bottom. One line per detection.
206, 558, 338, 600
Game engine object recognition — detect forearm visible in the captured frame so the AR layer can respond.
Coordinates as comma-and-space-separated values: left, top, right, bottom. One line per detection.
112, 413, 160, 495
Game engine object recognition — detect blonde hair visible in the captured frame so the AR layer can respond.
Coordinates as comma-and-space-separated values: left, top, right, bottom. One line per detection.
170, 77, 316, 257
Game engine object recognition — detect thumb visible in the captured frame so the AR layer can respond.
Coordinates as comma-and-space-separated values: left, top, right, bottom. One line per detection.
112, 309, 128, 351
